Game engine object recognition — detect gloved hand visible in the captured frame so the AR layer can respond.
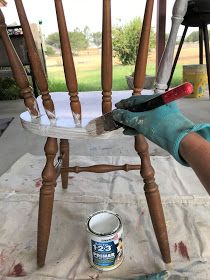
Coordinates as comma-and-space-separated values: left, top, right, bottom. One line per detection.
113, 94, 210, 166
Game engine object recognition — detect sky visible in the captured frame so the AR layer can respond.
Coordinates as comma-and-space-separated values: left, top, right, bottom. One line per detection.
2, 0, 187, 37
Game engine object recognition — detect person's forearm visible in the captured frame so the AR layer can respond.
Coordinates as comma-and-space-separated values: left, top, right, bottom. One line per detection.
179, 132, 210, 194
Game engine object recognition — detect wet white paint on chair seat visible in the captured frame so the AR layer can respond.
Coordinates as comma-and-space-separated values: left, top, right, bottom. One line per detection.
20, 90, 153, 139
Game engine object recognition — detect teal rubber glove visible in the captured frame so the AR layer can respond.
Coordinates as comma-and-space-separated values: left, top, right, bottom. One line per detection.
113, 95, 210, 166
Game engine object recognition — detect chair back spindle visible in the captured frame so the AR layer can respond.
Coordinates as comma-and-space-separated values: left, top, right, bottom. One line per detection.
155, 0, 189, 93
54, 0, 81, 126
133, 0, 154, 95
0, 9, 40, 119
101, 0, 112, 114
14, 0, 56, 122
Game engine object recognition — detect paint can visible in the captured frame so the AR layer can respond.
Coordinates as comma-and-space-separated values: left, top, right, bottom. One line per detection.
183, 64, 208, 98
87, 210, 124, 271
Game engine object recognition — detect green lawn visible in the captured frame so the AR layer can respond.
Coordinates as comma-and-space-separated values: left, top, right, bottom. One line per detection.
48, 64, 183, 92
0, 63, 183, 100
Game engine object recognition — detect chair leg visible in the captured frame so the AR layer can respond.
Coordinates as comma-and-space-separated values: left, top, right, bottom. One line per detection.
31, 70, 39, 97
60, 139, 69, 189
37, 137, 58, 267
167, 25, 188, 89
135, 135, 171, 263
203, 24, 210, 99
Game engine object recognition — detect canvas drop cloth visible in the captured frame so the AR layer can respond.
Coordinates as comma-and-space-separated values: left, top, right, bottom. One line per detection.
0, 153, 210, 280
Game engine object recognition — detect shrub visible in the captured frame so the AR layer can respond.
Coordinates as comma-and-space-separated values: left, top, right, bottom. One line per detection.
113, 17, 155, 65
0, 77, 21, 100
45, 45, 56, 56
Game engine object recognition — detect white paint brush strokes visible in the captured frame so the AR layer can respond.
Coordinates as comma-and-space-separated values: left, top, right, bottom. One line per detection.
20, 90, 153, 140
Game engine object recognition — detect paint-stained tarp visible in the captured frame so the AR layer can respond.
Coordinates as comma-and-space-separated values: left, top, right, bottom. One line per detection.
0, 153, 210, 279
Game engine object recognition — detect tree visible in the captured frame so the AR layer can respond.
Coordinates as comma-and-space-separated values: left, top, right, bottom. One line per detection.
186, 30, 210, 42
83, 25, 91, 42
45, 45, 56, 56
112, 17, 155, 65
69, 28, 89, 53
46, 28, 89, 53
46, 32, 60, 48
186, 31, 199, 42
92, 32, 102, 48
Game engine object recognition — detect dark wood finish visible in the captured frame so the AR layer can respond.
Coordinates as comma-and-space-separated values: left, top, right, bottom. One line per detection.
101, 0, 112, 114
60, 139, 69, 189
135, 135, 171, 263
133, 0, 171, 263
133, 0, 154, 95
62, 163, 141, 173
54, 0, 81, 124
14, 0, 55, 121
37, 137, 58, 267
0, 9, 39, 118
203, 24, 210, 98
156, 0, 166, 73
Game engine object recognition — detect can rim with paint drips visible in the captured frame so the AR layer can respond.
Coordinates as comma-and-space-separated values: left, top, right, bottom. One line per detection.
87, 210, 124, 271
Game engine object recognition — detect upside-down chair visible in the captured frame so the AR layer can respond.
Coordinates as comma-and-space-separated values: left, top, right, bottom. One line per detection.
0, 0, 171, 267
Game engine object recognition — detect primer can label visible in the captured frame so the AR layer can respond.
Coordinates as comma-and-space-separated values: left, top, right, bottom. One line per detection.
87, 211, 123, 271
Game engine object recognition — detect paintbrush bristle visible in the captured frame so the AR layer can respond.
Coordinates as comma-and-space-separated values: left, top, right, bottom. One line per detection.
86, 116, 107, 136
86, 111, 120, 136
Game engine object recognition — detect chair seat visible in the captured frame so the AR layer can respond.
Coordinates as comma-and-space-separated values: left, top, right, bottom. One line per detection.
182, 13, 210, 27
182, 0, 210, 27
20, 90, 153, 140
187, 0, 210, 14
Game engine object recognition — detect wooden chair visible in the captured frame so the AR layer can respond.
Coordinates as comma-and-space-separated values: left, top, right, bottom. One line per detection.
0, 0, 171, 267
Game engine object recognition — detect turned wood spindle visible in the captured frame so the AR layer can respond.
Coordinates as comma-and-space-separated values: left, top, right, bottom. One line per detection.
0, 9, 40, 119
14, 0, 56, 122
54, 0, 81, 126
101, 0, 112, 114
135, 136, 171, 263
155, 0, 189, 94
37, 137, 58, 267
60, 139, 69, 189
133, 0, 154, 95
61, 163, 141, 174
132, 0, 171, 263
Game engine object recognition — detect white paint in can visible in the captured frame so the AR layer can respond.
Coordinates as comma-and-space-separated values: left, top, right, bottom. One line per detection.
87, 210, 123, 271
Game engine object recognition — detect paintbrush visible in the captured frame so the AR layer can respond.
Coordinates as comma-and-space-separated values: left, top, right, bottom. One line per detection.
86, 82, 193, 136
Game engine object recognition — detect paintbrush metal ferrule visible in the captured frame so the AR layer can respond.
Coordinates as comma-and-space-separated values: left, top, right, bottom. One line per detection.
86, 111, 122, 136
103, 111, 122, 131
